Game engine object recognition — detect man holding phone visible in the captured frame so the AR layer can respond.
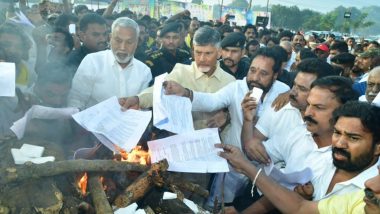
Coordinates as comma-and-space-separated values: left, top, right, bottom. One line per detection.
163, 47, 289, 205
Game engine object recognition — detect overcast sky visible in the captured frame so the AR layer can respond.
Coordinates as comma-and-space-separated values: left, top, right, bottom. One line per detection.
211, 0, 380, 13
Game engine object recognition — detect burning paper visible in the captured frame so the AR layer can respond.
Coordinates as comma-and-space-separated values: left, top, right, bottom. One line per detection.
72, 96, 152, 152
148, 128, 229, 173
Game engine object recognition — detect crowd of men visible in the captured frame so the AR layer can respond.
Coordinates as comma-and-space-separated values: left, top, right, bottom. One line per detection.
0, 1, 380, 213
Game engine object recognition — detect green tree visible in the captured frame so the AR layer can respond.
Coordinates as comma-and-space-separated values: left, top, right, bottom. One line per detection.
319, 12, 337, 30
351, 12, 374, 33
302, 14, 322, 30
270, 4, 302, 30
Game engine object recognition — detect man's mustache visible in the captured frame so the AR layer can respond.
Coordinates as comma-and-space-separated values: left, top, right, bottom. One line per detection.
247, 80, 265, 90
304, 115, 318, 125
223, 58, 234, 63
332, 147, 351, 159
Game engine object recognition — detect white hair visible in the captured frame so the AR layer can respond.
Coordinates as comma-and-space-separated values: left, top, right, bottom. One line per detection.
111, 17, 140, 38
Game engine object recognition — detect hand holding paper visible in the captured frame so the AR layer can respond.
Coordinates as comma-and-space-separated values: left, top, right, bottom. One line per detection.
148, 128, 229, 173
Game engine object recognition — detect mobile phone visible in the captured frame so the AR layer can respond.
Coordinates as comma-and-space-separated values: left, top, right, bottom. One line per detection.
250, 87, 263, 101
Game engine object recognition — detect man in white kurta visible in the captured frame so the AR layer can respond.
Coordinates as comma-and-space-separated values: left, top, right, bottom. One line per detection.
242, 58, 335, 164
164, 48, 289, 204
68, 17, 151, 110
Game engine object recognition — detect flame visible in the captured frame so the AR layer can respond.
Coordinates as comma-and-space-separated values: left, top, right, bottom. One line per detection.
77, 172, 88, 196
118, 146, 151, 165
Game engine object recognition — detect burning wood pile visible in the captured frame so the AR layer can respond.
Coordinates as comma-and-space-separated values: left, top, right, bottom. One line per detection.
0, 138, 210, 214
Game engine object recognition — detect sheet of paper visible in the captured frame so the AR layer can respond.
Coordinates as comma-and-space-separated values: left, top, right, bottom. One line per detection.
183, 198, 199, 213
10, 105, 79, 139
72, 96, 152, 152
168, 155, 229, 173
153, 73, 169, 126
0, 62, 16, 97
373, 93, 380, 107
163, 192, 177, 200
148, 128, 229, 173
152, 73, 194, 134
114, 202, 138, 214
263, 162, 313, 190
19, 144, 44, 158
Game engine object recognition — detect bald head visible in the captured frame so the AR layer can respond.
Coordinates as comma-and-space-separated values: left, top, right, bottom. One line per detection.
366, 66, 380, 103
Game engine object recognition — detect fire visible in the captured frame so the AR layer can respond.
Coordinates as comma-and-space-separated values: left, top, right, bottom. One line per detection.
78, 172, 88, 196
77, 174, 107, 196
77, 146, 150, 196
118, 146, 151, 165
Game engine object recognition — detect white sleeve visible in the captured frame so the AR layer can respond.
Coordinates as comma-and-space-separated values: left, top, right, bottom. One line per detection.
68, 56, 96, 110
140, 65, 152, 93
255, 107, 275, 138
191, 81, 235, 112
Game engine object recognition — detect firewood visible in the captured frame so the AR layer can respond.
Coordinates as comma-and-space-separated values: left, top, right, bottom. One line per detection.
88, 173, 113, 214
0, 160, 149, 185
113, 159, 169, 207
144, 206, 155, 214
163, 172, 209, 198
141, 188, 194, 214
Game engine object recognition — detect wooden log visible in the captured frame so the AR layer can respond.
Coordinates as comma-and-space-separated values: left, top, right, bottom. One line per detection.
163, 172, 209, 198
113, 159, 169, 207
0, 177, 63, 213
0, 160, 149, 185
88, 173, 113, 214
144, 206, 155, 214
141, 188, 194, 214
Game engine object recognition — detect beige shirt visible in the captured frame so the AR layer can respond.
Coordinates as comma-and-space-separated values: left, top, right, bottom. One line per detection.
138, 61, 235, 129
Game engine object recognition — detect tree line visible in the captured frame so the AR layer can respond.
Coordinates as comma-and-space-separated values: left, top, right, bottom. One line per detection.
251, 4, 379, 36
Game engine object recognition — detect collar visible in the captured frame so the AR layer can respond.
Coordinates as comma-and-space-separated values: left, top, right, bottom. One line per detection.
194, 61, 223, 80
334, 161, 379, 189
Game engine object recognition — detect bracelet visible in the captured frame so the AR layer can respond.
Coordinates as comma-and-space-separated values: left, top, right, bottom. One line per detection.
251, 168, 263, 197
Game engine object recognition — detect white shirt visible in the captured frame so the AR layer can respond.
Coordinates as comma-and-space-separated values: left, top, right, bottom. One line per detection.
285, 51, 296, 71
265, 124, 316, 168
256, 102, 303, 138
68, 50, 152, 110
268, 124, 379, 201
192, 78, 289, 149
310, 152, 379, 200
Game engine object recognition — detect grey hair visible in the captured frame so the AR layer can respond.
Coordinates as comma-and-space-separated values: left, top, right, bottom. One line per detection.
111, 17, 140, 38
193, 26, 221, 48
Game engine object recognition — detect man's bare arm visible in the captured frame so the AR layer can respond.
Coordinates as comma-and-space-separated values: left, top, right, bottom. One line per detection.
217, 144, 319, 214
